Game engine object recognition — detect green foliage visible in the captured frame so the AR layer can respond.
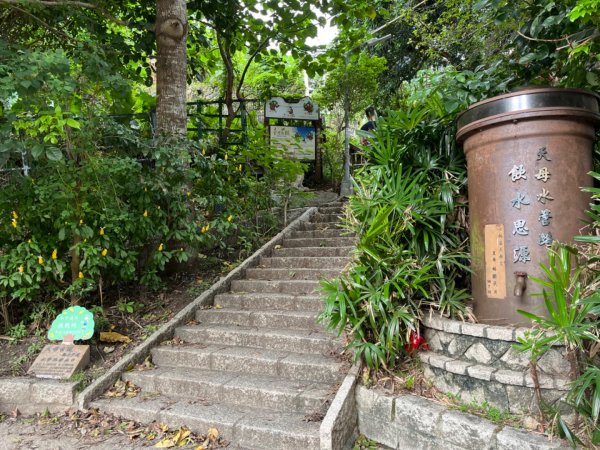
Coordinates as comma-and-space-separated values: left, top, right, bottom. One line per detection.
445, 393, 519, 426
475, 0, 600, 89
353, 434, 379, 450
576, 168, 600, 245
319, 100, 470, 370
314, 52, 387, 120
515, 245, 600, 359
0, 40, 303, 331
116, 299, 144, 315
7, 321, 27, 340
515, 242, 600, 448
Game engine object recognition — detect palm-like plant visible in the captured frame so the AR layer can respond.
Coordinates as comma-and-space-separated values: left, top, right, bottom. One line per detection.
319, 104, 470, 370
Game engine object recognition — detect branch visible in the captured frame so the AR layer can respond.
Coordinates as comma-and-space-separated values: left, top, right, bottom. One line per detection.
557, 29, 600, 51
9, 4, 76, 43
516, 30, 569, 43
236, 35, 271, 99
0, 0, 128, 26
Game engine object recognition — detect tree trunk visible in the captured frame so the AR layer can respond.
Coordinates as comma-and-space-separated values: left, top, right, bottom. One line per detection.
217, 32, 235, 145
155, 0, 188, 135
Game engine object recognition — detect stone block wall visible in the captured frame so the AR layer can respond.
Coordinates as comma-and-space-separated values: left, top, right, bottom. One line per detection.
420, 316, 570, 414
356, 386, 570, 450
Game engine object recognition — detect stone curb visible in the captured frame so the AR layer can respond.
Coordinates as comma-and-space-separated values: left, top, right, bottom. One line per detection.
419, 352, 570, 390
356, 386, 571, 450
423, 315, 528, 342
0, 378, 79, 415
423, 315, 560, 345
76, 207, 318, 410
320, 364, 360, 450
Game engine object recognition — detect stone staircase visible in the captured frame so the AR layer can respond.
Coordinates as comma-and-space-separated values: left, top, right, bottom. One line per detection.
93, 203, 354, 449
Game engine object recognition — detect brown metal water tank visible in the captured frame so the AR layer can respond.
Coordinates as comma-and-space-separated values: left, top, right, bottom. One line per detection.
456, 88, 600, 326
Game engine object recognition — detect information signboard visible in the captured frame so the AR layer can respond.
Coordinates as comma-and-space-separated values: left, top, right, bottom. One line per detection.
270, 126, 316, 160
265, 97, 319, 121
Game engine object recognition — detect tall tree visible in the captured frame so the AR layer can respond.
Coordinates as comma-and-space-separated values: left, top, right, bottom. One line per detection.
155, 0, 188, 135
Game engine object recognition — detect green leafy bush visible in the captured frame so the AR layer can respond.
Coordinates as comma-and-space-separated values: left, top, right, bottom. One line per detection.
319, 100, 470, 370
0, 44, 304, 331
514, 168, 600, 447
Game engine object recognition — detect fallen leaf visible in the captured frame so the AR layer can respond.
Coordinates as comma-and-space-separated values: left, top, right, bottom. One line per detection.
207, 427, 219, 442
103, 346, 115, 354
173, 427, 191, 446
100, 331, 131, 343
154, 437, 175, 448
214, 304, 222, 309
159, 423, 170, 432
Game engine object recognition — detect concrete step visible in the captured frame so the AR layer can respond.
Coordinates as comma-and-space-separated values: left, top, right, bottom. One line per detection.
297, 221, 343, 231
283, 237, 356, 248
214, 292, 323, 312
122, 367, 334, 414
318, 206, 346, 215
230, 279, 320, 294
176, 324, 341, 355
311, 212, 343, 223
290, 229, 349, 239
151, 344, 346, 384
196, 308, 323, 330
272, 246, 354, 257
258, 256, 350, 269
245, 267, 341, 281
91, 396, 320, 449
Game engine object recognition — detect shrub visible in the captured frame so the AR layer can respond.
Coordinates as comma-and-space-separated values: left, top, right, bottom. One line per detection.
319, 101, 470, 370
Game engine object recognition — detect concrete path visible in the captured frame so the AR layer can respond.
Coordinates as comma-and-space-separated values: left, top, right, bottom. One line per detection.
92, 203, 354, 449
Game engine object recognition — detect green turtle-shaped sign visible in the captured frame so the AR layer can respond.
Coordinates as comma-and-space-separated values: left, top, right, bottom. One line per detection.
48, 306, 94, 341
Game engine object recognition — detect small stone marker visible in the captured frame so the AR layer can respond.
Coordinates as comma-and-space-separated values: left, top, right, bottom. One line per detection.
28, 344, 90, 379
28, 306, 94, 379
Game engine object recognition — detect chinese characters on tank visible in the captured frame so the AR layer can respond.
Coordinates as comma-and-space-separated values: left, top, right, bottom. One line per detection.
508, 146, 554, 265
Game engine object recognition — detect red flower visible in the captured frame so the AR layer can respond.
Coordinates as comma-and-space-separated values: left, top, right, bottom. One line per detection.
405, 331, 429, 353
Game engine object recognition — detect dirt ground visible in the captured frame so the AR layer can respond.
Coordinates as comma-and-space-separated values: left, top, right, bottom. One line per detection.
0, 260, 227, 384
0, 408, 228, 450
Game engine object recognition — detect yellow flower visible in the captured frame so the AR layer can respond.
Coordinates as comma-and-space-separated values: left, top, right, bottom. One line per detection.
38, 256, 44, 265
51, 249, 57, 260
11, 211, 18, 219
201, 226, 206, 234
227, 215, 233, 222
143, 210, 148, 218
18, 265, 24, 273
101, 248, 108, 257
11, 218, 17, 228
224, 154, 228, 161
157, 205, 161, 210
158, 243, 164, 252
187, 191, 191, 197
238, 164, 242, 172
180, 247, 184, 251
202, 149, 206, 156
99, 227, 105, 236
79, 219, 83, 225
206, 223, 210, 231
78, 271, 84, 279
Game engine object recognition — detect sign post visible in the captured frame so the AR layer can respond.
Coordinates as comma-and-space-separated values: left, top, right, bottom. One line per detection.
28, 306, 94, 379
265, 96, 322, 182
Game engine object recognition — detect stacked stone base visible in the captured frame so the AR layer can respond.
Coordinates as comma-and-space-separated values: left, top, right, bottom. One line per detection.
421, 316, 570, 414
